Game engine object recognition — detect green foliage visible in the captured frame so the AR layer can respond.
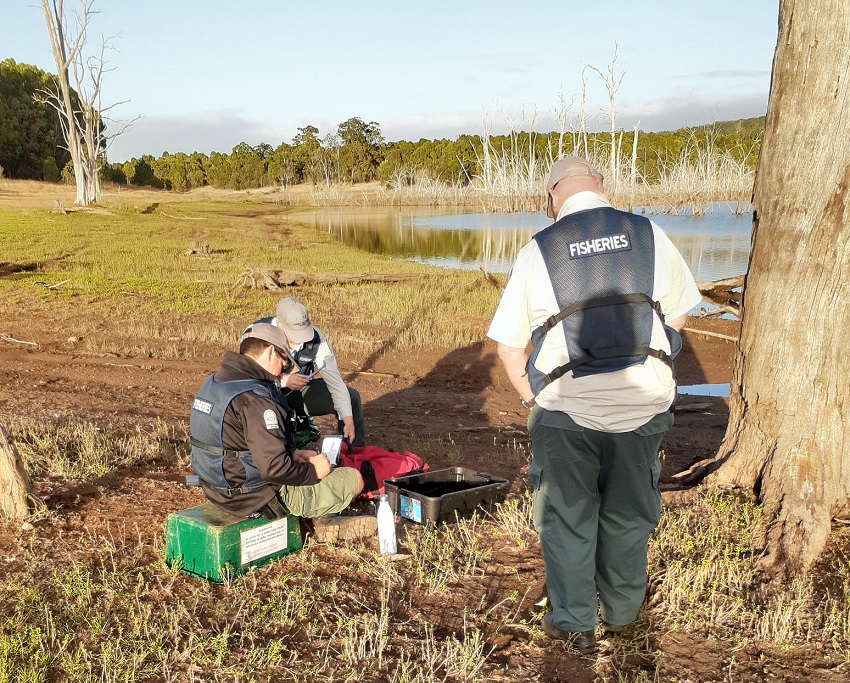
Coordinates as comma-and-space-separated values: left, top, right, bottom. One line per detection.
41, 156, 60, 183
0, 59, 69, 180
108, 116, 763, 195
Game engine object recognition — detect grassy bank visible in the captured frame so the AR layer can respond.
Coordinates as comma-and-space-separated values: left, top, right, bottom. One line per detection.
0, 196, 502, 360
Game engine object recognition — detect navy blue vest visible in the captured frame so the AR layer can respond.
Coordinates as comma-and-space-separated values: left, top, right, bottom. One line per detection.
190, 374, 291, 496
291, 330, 321, 375
527, 207, 678, 394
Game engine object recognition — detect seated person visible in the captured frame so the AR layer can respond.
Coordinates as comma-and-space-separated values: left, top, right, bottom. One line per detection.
189, 321, 374, 541
256, 297, 365, 447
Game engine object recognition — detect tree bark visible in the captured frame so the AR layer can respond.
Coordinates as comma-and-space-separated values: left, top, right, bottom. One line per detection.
711, 0, 850, 576
0, 422, 33, 519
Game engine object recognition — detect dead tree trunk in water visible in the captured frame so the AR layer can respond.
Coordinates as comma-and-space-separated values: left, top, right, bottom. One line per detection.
710, 0, 850, 577
0, 422, 32, 519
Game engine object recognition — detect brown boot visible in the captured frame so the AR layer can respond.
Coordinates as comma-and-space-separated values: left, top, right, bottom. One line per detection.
312, 515, 377, 543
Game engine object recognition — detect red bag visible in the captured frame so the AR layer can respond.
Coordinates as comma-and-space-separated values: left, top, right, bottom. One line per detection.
338, 443, 428, 499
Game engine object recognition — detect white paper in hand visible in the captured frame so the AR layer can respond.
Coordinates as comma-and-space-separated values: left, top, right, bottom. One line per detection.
321, 435, 343, 466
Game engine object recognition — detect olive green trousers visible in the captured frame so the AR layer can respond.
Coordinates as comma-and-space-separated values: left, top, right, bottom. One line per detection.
528, 406, 671, 632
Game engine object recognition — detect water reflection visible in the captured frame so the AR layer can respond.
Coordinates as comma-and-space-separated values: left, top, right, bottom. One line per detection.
300, 206, 752, 281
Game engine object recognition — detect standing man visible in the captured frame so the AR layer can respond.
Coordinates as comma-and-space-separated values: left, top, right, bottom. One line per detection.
488, 156, 702, 653
269, 297, 366, 447
190, 321, 374, 541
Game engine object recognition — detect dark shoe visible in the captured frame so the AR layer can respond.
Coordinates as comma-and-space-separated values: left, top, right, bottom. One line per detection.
312, 514, 377, 543
542, 613, 597, 654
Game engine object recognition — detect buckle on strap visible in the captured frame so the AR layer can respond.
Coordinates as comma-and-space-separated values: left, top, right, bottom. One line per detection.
196, 477, 265, 498
541, 345, 673, 387
540, 293, 662, 335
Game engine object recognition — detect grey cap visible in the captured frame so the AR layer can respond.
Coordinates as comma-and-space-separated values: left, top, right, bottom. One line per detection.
240, 321, 289, 351
275, 297, 315, 344
545, 156, 601, 218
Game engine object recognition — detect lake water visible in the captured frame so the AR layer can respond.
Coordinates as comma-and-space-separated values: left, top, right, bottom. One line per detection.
302, 204, 752, 282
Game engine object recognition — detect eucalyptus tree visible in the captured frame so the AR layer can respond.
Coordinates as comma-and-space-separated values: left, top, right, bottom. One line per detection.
267, 142, 300, 188
687, 0, 850, 577
293, 125, 323, 184
337, 117, 383, 183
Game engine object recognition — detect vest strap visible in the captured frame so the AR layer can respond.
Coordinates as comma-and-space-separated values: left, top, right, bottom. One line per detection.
196, 477, 269, 497
190, 436, 244, 459
542, 345, 672, 387
540, 293, 664, 335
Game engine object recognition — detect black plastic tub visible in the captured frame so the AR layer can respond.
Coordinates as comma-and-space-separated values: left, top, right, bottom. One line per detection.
383, 467, 509, 524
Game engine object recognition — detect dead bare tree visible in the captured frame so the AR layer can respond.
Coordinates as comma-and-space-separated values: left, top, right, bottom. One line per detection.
553, 88, 576, 160
588, 44, 626, 189
681, 0, 850, 579
39, 0, 136, 206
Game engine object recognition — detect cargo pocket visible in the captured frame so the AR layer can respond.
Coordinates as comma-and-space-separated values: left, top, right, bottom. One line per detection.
529, 458, 543, 492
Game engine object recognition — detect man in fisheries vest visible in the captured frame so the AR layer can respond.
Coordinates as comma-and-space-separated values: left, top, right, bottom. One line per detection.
265, 297, 366, 447
487, 155, 702, 653
190, 321, 375, 542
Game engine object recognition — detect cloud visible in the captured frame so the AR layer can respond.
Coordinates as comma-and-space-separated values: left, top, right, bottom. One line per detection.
615, 91, 768, 132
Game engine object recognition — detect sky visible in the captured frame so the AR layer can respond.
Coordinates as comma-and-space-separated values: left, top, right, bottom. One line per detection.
2, 0, 780, 162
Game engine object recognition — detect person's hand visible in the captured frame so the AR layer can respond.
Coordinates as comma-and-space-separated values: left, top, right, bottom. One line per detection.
342, 416, 356, 443
283, 372, 309, 390
309, 452, 331, 479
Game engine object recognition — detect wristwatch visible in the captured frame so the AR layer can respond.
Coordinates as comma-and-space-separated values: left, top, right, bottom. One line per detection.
520, 396, 536, 409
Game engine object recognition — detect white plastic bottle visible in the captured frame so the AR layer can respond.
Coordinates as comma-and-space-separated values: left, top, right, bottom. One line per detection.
376, 494, 397, 555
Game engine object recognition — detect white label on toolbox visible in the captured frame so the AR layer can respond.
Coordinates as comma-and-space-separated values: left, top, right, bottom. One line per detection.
399, 495, 422, 524
240, 518, 288, 564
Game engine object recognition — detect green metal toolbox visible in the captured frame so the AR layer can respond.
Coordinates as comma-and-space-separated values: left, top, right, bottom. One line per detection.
165, 502, 302, 582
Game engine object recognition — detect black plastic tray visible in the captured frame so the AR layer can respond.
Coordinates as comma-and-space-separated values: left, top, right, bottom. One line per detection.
383, 466, 509, 524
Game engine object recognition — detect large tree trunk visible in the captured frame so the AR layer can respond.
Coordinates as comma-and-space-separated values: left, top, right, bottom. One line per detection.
711, 0, 850, 576
0, 422, 33, 519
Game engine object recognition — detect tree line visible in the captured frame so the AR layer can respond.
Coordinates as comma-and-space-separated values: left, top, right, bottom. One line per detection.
1, 58, 764, 192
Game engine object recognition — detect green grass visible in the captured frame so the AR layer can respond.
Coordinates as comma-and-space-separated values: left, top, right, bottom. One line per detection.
0, 203, 501, 358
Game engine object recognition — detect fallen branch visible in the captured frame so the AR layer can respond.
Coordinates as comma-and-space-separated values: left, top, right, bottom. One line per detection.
34, 279, 70, 290
698, 307, 739, 319
343, 370, 399, 379
697, 275, 743, 317
685, 328, 738, 342
0, 333, 38, 347
673, 401, 714, 413
234, 269, 428, 290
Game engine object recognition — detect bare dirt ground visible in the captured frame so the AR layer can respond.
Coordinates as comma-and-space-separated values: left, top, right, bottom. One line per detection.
0, 311, 782, 680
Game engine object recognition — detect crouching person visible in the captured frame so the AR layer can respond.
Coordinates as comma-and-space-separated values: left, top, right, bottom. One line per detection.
189, 321, 375, 542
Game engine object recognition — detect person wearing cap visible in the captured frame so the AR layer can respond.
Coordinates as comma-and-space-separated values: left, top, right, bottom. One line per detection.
487, 155, 701, 652
267, 297, 365, 447
189, 321, 375, 541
